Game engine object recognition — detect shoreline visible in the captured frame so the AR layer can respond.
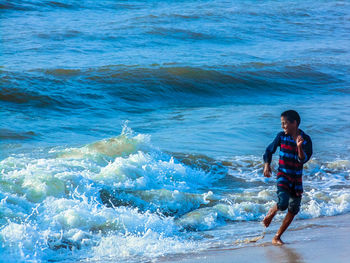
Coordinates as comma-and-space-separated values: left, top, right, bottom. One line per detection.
159, 213, 350, 263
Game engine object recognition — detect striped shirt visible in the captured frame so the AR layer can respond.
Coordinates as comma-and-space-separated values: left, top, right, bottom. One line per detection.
263, 129, 313, 196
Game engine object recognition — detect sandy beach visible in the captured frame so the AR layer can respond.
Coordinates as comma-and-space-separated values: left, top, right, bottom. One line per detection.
161, 213, 350, 263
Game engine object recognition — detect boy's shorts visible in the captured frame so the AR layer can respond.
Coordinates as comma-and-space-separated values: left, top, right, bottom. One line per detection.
277, 187, 302, 215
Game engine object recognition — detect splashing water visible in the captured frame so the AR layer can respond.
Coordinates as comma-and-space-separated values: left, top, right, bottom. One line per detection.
1, 126, 349, 262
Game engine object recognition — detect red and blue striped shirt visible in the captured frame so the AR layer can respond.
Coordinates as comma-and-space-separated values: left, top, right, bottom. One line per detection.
263, 129, 313, 196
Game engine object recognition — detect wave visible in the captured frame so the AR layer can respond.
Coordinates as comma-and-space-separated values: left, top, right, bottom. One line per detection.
1, 64, 343, 111
0, 129, 37, 140
146, 27, 216, 40
0, 69, 90, 109
0, 0, 141, 11
1, 127, 349, 216
0, 87, 62, 108
0, 0, 76, 11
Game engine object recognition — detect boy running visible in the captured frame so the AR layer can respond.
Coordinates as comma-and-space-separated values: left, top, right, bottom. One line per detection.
262, 110, 313, 245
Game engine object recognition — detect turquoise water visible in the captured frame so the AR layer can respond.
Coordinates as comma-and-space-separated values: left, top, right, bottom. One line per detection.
1, 0, 350, 262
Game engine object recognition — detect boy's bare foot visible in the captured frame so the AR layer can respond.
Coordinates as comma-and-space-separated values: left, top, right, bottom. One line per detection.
262, 214, 273, 228
272, 235, 285, 245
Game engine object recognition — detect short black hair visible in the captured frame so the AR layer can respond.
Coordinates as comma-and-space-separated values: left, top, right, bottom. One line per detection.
281, 110, 301, 126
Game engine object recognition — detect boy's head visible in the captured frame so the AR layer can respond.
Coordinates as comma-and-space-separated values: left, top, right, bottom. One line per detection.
280, 110, 300, 135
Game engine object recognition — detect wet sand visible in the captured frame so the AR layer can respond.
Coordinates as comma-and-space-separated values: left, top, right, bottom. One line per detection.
161, 214, 350, 263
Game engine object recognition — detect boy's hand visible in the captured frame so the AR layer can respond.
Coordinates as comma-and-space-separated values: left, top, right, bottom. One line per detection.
297, 135, 304, 148
263, 163, 271, 177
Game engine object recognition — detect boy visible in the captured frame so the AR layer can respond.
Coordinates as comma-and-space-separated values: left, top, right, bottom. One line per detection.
262, 110, 312, 245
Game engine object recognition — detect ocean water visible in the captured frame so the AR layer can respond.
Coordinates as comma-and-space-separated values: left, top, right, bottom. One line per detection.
1, 0, 350, 262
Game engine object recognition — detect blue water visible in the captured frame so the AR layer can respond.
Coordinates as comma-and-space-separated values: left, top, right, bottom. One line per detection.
1, 0, 350, 262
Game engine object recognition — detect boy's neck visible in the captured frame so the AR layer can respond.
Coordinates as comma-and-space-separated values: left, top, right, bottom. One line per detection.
289, 128, 300, 139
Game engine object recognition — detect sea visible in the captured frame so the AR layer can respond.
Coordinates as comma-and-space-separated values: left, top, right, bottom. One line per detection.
1, 0, 350, 262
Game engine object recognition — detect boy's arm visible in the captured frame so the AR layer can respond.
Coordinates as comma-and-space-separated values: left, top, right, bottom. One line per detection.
264, 163, 272, 177
263, 133, 281, 177
297, 135, 313, 163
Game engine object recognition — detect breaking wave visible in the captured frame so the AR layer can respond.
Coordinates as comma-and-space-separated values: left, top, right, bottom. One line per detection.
1, 64, 343, 111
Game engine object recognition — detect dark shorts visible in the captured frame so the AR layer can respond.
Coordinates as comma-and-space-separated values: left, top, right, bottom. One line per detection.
277, 187, 302, 215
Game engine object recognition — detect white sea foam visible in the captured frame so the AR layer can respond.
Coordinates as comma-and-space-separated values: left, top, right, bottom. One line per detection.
300, 189, 350, 219
95, 151, 211, 191
91, 229, 201, 263
57, 125, 151, 160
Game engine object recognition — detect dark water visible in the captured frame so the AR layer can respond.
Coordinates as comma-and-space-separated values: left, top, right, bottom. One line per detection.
1, 0, 350, 262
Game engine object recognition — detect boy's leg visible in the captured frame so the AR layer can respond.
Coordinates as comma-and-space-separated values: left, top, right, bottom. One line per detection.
272, 211, 295, 245
262, 204, 278, 227
263, 187, 289, 228
273, 193, 301, 245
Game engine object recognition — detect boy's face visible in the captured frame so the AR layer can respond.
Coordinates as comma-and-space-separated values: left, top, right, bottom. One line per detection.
281, 116, 297, 135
